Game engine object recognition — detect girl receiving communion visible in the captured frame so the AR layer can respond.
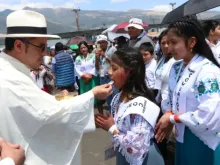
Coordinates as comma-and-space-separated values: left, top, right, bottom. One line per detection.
96, 48, 164, 165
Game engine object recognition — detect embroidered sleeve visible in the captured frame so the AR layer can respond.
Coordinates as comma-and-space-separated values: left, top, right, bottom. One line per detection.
161, 87, 172, 113
179, 70, 220, 149
113, 115, 153, 165
74, 56, 84, 77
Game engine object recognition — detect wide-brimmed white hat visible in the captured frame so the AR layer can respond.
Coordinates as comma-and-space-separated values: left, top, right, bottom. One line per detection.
96, 35, 108, 42
0, 10, 60, 38
125, 18, 144, 31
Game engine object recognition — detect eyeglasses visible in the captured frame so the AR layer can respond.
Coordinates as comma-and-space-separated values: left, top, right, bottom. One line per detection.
17, 38, 47, 53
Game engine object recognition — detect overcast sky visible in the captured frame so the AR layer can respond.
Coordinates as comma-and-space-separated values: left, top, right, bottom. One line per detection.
0, 0, 219, 12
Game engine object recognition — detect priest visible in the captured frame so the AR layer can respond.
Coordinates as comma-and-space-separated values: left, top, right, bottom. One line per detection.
0, 10, 112, 165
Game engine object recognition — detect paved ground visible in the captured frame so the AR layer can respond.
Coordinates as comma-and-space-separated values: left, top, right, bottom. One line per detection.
54, 91, 115, 165
81, 128, 116, 165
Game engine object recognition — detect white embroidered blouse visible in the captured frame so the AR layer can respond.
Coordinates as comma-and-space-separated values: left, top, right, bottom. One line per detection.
74, 53, 97, 77
111, 93, 155, 165
164, 55, 220, 150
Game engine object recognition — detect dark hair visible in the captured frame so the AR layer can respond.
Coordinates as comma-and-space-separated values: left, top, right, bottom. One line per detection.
158, 29, 168, 45
5, 38, 16, 51
88, 45, 94, 53
168, 16, 220, 67
55, 42, 64, 52
157, 29, 169, 61
63, 45, 69, 50
139, 42, 154, 55
78, 41, 89, 53
116, 36, 128, 49
5, 37, 35, 52
203, 20, 220, 37
112, 48, 155, 102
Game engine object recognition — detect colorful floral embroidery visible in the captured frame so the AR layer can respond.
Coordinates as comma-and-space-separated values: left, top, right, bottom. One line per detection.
111, 95, 153, 165
194, 78, 220, 98
216, 132, 220, 137
173, 62, 182, 80
190, 113, 200, 126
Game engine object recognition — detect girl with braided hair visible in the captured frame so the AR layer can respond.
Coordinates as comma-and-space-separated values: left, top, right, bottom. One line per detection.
95, 48, 165, 165
155, 16, 220, 165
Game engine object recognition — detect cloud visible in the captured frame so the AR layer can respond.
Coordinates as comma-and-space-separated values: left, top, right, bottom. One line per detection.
150, 5, 172, 12
0, 0, 90, 11
111, 0, 129, 3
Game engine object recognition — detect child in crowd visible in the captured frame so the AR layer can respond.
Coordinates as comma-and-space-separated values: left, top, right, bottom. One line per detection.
139, 42, 157, 89
95, 48, 164, 165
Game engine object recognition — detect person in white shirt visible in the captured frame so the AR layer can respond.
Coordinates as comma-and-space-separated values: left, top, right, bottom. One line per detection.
153, 29, 176, 161
154, 29, 175, 111
95, 35, 118, 113
0, 138, 25, 165
203, 20, 220, 64
0, 10, 112, 165
156, 16, 220, 165
139, 42, 157, 89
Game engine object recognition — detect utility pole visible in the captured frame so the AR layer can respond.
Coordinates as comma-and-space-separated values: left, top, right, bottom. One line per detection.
151, 18, 156, 24
72, 8, 80, 31
169, 2, 176, 10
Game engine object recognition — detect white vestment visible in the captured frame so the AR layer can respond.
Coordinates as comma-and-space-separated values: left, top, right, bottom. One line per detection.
0, 52, 95, 165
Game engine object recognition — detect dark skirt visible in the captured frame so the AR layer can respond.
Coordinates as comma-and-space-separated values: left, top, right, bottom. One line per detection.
116, 142, 165, 165
175, 127, 214, 165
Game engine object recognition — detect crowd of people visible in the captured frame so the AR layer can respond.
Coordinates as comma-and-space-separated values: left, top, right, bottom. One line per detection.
0, 9, 220, 165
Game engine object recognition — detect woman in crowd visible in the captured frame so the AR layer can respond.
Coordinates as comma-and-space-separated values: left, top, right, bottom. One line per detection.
156, 16, 220, 165
154, 29, 176, 111
75, 41, 100, 104
153, 29, 176, 163
95, 48, 164, 165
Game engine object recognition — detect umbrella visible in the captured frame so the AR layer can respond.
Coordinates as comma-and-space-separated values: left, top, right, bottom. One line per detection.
101, 24, 118, 34
66, 36, 93, 46
147, 32, 161, 38
112, 21, 149, 33
161, 2, 187, 24
184, 0, 220, 16
69, 44, 79, 50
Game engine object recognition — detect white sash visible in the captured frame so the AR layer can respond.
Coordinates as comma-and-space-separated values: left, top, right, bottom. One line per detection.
170, 54, 210, 142
112, 95, 160, 130
154, 56, 175, 90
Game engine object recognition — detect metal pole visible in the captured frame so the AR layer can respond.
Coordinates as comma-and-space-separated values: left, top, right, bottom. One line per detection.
169, 2, 176, 10
73, 8, 80, 31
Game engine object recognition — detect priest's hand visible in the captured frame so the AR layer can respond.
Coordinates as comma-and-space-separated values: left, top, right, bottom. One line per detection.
60, 90, 69, 96
155, 113, 173, 143
0, 138, 25, 165
95, 112, 115, 131
92, 84, 112, 100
